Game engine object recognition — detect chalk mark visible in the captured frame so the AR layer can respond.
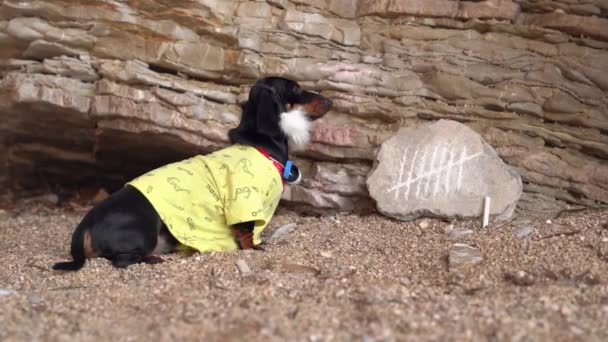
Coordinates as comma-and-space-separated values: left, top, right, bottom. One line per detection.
386, 145, 481, 199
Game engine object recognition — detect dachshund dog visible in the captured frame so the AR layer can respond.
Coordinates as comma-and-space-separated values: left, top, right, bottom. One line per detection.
53, 77, 332, 270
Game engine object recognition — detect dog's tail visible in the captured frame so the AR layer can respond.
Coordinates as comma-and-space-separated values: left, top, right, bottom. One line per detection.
52, 227, 88, 271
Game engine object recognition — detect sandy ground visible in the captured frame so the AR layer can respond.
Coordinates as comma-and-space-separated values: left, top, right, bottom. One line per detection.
1, 198, 607, 342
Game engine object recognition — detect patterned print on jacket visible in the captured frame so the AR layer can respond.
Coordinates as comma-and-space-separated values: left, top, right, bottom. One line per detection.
128, 145, 283, 251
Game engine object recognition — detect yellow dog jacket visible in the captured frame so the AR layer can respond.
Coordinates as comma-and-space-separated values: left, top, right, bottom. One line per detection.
128, 145, 283, 252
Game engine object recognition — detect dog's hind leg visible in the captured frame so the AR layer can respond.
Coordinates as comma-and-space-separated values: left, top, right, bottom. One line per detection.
141, 255, 165, 264
111, 253, 143, 268
101, 225, 161, 268
111, 253, 165, 268
106, 222, 176, 268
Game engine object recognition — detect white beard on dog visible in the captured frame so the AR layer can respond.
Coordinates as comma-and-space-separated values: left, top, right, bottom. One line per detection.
280, 108, 311, 151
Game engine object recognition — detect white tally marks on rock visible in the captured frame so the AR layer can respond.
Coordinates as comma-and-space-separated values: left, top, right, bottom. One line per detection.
385, 144, 482, 200
279, 107, 310, 151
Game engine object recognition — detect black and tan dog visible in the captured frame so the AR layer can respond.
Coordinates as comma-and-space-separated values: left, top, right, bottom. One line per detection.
53, 77, 332, 270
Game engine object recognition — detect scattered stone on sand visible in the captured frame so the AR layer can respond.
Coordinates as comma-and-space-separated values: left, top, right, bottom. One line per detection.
27, 293, 42, 305
576, 271, 601, 286
598, 245, 608, 262
362, 335, 375, 342
280, 263, 320, 275
236, 259, 251, 275
516, 226, 533, 238
267, 223, 298, 243
542, 269, 601, 286
418, 219, 429, 229
443, 223, 455, 234
448, 228, 475, 238
535, 223, 581, 240
0, 289, 17, 296
1, 201, 608, 341
449, 243, 483, 272
320, 251, 332, 258
367, 120, 522, 222
504, 270, 536, 286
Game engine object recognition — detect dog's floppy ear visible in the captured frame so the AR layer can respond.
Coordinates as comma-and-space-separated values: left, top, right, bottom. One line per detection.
252, 86, 282, 136
229, 85, 283, 144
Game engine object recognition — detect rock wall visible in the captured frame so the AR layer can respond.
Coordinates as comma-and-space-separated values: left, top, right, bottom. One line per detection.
1, 0, 607, 214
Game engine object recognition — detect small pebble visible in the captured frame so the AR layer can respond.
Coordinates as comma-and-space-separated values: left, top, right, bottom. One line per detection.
268, 223, 298, 243
0, 289, 17, 296
362, 335, 375, 342
236, 259, 251, 275
448, 228, 474, 238
504, 270, 535, 286
516, 226, 533, 238
28, 293, 41, 305
320, 251, 332, 258
443, 224, 455, 234
448, 243, 483, 272
418, 219, 429, 229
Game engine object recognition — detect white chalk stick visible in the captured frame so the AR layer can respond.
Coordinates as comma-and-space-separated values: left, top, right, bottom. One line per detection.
482, 196, 491, 228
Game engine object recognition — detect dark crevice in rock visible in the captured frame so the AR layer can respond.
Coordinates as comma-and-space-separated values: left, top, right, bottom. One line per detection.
580, 146, 608, 160
483, 104, 505, 112
148, 63, 180, 77
542, 139, 565, 149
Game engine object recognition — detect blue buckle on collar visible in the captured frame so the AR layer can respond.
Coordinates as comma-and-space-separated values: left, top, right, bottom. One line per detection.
283, 160, 293, 180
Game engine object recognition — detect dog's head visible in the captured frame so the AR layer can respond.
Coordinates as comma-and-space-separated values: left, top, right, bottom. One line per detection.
228, 77, 332, 153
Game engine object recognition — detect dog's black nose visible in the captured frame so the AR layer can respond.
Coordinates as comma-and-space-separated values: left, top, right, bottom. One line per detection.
324, 98, 333, 110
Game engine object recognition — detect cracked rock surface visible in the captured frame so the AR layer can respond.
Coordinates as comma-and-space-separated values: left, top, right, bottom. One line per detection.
0, 0, 607, 214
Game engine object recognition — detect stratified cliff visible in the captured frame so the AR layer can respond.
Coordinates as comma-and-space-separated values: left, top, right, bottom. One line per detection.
1, 0, 607, 215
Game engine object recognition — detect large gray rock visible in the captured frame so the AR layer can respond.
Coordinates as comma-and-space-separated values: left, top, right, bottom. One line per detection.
367, 120, 522, 221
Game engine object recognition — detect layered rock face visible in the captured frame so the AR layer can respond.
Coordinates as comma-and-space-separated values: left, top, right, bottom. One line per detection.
1, 0, 607, 215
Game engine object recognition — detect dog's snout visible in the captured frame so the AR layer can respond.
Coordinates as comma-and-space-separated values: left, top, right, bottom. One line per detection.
292, 90, 333, 120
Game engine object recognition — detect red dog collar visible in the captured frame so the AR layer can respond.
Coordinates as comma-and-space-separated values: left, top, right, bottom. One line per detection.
255, 147, 285, 190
